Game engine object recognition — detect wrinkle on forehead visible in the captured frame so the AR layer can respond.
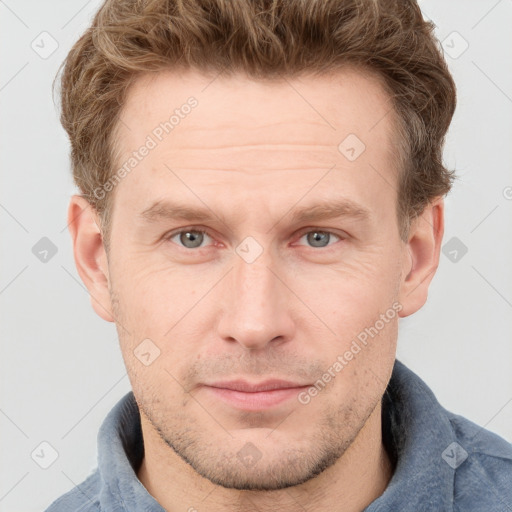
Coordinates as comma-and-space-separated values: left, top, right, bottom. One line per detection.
115, 66, 397, 162
110, 67, 402, 229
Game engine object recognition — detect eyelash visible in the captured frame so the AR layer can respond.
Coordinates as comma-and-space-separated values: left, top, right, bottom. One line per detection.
163, 226, 345, 251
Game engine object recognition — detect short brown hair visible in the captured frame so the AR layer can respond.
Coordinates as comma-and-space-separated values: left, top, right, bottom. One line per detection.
55, 0, 456, 244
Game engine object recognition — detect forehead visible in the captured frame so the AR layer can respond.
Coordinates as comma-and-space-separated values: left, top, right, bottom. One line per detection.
118, 66, 396, 149
111, 67, 399, 225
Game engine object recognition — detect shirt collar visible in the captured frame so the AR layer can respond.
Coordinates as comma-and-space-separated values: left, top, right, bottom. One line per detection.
97, 392, 165, 511
367, 359, 455, 510
96, 359, 456, 510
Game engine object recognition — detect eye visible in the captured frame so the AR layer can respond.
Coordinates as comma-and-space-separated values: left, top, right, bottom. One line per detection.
296, 230, 342, 249
166, 228, 213, 249
164, 227, 344, 251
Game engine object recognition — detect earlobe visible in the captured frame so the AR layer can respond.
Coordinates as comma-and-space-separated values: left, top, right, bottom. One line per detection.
67, 195, 114, 322
398, 198, 444, 318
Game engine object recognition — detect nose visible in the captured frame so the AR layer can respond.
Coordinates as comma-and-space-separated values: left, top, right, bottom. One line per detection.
215, 250, 296, 351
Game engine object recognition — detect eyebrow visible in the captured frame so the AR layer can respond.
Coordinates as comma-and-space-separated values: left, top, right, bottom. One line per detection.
138, 198, 372, 227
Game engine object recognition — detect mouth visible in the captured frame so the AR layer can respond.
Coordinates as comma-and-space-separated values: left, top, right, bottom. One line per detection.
201, 379, 311, 411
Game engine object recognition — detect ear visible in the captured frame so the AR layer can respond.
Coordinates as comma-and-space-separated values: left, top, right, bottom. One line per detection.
67, 195, 114, 322
398, 197, 444, 318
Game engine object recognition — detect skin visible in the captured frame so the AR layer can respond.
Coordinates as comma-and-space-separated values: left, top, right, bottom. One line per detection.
68, 68, 444, 511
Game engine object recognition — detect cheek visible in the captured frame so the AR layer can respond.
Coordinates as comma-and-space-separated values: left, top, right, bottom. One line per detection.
296, 252, 401, 332
319, 316, 397, 417
110, 265, 215, 386
110, 257, 185, 325
295, 252, 400, 387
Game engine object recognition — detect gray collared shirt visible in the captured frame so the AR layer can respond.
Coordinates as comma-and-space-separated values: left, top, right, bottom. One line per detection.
45, 360, 512, 511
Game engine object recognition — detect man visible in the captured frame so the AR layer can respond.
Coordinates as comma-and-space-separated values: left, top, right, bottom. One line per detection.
47, 0, 512, 510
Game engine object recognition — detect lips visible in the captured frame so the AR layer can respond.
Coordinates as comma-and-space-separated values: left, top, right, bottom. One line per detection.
202, 379, 311, 411
206, 379, 309, 392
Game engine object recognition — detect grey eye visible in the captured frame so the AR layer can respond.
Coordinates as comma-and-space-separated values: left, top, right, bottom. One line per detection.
303, 231, 339, 248
173, 230, 209, 249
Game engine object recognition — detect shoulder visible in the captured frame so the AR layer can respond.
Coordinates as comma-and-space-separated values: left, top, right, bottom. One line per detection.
44, 470, 101, 512
446, 411, 512, 511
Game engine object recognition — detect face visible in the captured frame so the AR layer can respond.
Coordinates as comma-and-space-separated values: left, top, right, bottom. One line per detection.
84, 68, 432, 491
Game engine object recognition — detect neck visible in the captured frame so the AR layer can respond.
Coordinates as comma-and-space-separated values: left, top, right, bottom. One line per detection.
137, 402, 393, 512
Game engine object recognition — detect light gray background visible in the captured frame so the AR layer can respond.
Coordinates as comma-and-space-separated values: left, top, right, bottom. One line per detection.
1, 0, 511, 510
